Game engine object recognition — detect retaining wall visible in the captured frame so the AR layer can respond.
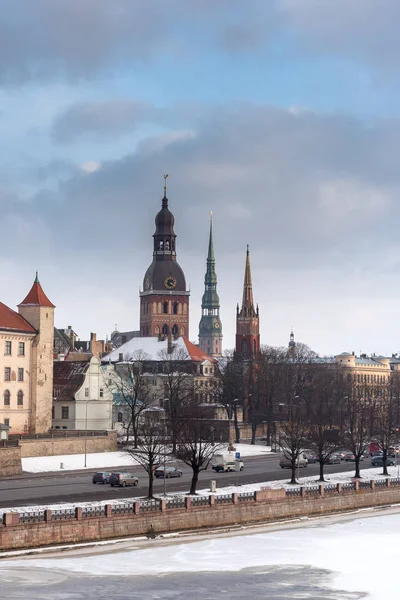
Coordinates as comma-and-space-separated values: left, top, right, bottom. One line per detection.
1, 480, 400, 551
0, 446, 22, 477
17, 431, 117, 457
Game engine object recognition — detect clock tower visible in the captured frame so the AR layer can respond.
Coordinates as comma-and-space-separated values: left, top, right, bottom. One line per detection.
198, 214, 222, 357
139, 177, 190, 338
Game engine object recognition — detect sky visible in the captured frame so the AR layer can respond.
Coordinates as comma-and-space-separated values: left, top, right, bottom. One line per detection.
2, 0, 400, 356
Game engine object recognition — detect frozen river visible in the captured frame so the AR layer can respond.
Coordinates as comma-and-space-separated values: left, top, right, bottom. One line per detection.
0, 565, 364, 599
1, 509, 399, 599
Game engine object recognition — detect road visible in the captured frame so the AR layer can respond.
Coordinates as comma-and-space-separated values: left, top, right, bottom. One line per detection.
0, 455, 386, 509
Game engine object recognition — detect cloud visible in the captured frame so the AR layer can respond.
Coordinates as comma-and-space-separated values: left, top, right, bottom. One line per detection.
52, 100, 163, 143
80, 161, 102, 173
3, 103, 400, 353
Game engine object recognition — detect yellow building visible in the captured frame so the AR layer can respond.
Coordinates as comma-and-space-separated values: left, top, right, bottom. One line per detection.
0, 274, 54, 433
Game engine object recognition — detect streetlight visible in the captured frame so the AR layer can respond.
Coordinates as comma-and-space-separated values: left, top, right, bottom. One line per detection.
84, 399, 91, 468
227, 399, 238, 452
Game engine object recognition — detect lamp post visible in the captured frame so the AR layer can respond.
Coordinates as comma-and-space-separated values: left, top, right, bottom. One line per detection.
163, 400, 168, 496
84, 399, 90, 468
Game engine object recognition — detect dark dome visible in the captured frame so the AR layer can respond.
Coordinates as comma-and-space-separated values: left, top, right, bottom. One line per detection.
154, 197, 175, 235
143, 259, 186, 292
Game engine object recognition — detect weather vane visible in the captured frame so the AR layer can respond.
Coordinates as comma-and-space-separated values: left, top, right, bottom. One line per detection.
164, 173, 169, 192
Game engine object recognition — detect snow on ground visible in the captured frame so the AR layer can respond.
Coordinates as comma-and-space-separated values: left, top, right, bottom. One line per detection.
1, 510, 399, 599
22, 451, 139, 473
21, 443, 271, 473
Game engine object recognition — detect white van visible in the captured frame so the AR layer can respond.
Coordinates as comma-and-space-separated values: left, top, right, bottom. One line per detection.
211, 454, 244, 473
279, 452, 308, 469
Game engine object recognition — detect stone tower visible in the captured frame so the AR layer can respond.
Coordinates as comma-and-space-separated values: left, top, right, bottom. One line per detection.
18, 273, 55, 433
199, 214, 222, 357
140, 177, 190, 338
235, 246, 260, 360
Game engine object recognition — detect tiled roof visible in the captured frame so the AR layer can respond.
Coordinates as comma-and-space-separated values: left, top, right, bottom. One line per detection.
19, 278, 55, 308
0, 302, 36, 334
53, 361, 89, 402
102, 336, 216, 364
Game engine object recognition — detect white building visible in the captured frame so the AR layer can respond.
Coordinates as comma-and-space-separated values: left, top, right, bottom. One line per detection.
52, 357, 112, 430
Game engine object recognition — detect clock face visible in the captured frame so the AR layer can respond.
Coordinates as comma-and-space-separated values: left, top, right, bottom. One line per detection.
164, 276, 177, 290
214, 321, 220, 329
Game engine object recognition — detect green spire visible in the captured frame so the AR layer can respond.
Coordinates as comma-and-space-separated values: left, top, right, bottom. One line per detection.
207, 211, 215, 263
35, 270, 39, 283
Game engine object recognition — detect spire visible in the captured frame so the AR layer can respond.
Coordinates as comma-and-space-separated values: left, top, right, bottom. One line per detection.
241, 245, 254, 315
19, 274, 55, 308
207, 211, 215, 263
163, 173, 168, 207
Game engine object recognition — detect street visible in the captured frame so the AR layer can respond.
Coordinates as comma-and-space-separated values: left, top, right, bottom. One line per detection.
0, 455, 383, 509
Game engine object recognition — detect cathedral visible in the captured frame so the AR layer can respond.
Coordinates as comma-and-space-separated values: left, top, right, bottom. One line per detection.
138, 179, 260, 361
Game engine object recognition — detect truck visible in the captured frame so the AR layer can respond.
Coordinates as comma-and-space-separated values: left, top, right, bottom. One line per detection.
211, 453, 244, 473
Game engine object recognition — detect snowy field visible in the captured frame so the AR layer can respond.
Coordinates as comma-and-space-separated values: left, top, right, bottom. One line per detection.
0, 510, 399, 599
21, 443, 271, 473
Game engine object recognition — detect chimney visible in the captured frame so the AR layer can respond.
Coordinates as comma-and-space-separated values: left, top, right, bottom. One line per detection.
118, 352, 124, 362
58, 353, 65, 361
167, 333, 173, 354
90, 332, 96, 342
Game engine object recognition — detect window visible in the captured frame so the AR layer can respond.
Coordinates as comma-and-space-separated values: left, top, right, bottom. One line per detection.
4, 390, 10, 406
52, 406, 55, 419
172, 324, 178, 336
18, 368, 24, 382
61, 406, 69, 419
4, 367, 10, 381
17, 391, 23, 406
162, 324, 169, 335
18, 342, 25, 356
173, 303, 178, 315
85, 388, 89, 398
5, 341, 11, 355
62, 426, 68, 430
100, 388, 104, 398
4, 418, 9, 427
163, 302, 168, 314
117, 412, 123, 423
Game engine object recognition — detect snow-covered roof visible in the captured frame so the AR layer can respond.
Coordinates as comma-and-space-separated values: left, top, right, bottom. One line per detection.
102, 336, 216, 364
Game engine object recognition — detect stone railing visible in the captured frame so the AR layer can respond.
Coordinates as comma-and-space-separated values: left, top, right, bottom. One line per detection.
3, 477, 400, 527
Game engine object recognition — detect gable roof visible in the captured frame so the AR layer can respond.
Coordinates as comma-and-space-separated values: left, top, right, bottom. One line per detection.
53, 361, 90, 402
0, 302, 36, 334
102, 336, 216, 364
19, 275, 55, 308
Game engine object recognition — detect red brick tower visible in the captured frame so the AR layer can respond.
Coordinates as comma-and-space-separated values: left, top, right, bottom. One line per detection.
235, 245, 260, 360
139, 177, 190, 338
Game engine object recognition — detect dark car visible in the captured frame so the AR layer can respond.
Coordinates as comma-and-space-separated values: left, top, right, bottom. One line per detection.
371, 456, 396, 467
109, 472, 139, 487
92, 471, 112, 484
304, 451, 318, 464
343, 452, 364, 462
324, 454, 341, 465
154, 466, 183, 478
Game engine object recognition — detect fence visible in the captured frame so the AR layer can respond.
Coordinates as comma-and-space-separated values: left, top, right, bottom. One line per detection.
9, 431, 109, 441
2, 477, 399, 528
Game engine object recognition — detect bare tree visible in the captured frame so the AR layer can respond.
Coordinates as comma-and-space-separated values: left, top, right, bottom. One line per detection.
303, 365, 344, 482
106, 350, 153, 447
125, 415, 165, 499
372, 378, 400, 476
158, 345, 195, 453
278, 403, 309, 484
344, 381, 374, 479
175, 403, 223, 495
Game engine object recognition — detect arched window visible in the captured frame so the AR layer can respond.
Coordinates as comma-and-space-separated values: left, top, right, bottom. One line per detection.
162, 324, 169, 335
3, 390, 10, 406
165, 240, 170, 250
242, 340, 247, 356
180, 326, 185, 336
172, 324, 178, 337
173, 303, 178, 315
17, 390, 24, 406
159, 240, 164, 250
117, 412, 123, 423
163, 302, 168, 314
155, 326, 160, 335
153, 302, 157, 314
178, 303, 182, 315
183, 303, 188, 315
157, 302, 162, 314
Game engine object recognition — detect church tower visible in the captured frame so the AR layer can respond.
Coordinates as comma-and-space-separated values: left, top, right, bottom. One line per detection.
18, 273, 55, 433
235, 246, 260, 360
140, 176, 190, 338
198, 214, 222, 357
